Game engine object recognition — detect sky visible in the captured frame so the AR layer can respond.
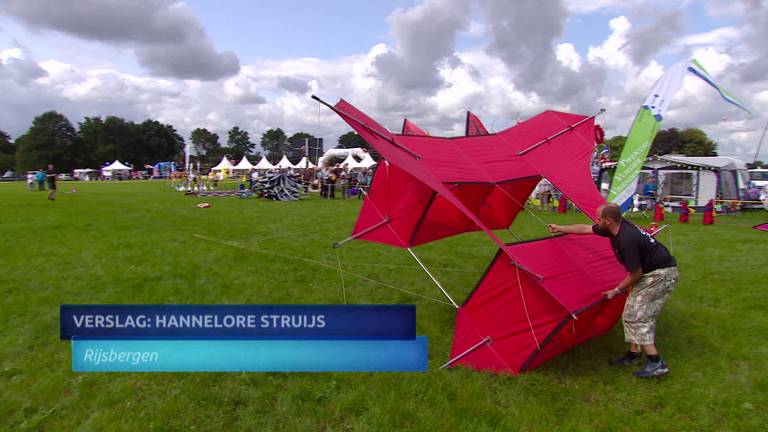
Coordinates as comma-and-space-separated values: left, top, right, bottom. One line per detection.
1, 0, 767, 160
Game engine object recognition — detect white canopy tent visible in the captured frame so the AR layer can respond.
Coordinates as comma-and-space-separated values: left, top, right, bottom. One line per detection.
232, 156, 254, 172
317, 147, 369, 169
210, 156, 234, 171
357, 152, 378, 169
254, 156, 275, 170
275, 155, 296, 169
73, 168, 98, 181
101, 160, 131, 177
294, 156, 316, 169
340, 153, 365, 170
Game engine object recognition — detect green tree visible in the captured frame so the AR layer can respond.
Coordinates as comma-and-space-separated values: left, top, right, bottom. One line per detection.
98, 116, 139, 165
680, 127, 717, 156
0, 129, 14, 171
136, 120, 184, 166
260, 128, 288, 161
76, 117, 108, 168
189, 128, 220, 160
336, 131, 379, 159
15, 111, 77, 171
288, 132, 315, 145
605, 135, 626, 160
227, 126, 254, 159
650, 128, 683, 155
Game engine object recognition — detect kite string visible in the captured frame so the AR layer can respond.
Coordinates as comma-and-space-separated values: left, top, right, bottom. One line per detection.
335, 248, 347, 304
493, 183, 553, 234
192, 234, 453, 306
515, 262, 541, 351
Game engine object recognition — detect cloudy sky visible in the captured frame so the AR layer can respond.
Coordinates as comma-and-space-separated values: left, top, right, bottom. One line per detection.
1, 0, 767, 160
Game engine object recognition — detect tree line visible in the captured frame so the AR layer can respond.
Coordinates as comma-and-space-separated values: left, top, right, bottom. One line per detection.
0, 111, 324, 173
604, 127, 720, 160
0, 111, 729, 173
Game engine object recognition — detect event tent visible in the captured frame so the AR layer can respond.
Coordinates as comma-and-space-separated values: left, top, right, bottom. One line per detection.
319, 96, 626, 374
357, 153, 378, 169
211, 156, 234, 171
101, 160, 131, 177
275, 155, 296, 169
254, 156, 275, 170
294, 156, 316, 169
340, 154, 365, 170
232, 156, 254, 172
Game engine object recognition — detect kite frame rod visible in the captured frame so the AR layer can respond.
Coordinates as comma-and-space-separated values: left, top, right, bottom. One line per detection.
311, 95, 422, 160
650, 223, 670, 237
509, 261, 544, 280
407, 247, 459, 309
440, 336, 493, 369
333, 217, 390, 248
517, 108, 606, 156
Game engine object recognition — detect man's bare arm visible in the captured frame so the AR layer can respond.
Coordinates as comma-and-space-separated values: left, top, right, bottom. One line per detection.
547, 224, 593, 235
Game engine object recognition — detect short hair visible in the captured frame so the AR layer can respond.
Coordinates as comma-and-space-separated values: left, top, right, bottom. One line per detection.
600, 203, 622, 222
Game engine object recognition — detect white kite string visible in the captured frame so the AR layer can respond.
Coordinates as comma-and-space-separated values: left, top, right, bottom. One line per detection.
515, 262, 541, 350
335, 248, 347, 304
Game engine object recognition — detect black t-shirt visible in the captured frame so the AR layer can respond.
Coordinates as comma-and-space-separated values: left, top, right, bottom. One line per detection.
592, 219, 676, 274
46, 169, 56, 188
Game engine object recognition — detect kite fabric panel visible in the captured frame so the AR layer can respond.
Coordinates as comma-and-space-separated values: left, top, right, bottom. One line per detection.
466, 111, 490, 136
321, 96, 628, 374
401, 118, 429, 136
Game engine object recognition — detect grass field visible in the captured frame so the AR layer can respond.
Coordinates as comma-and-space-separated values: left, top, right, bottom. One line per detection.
1, 180, 766, 431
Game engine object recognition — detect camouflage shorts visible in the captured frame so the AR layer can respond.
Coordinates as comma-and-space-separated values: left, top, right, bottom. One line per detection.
623, 266, 679, 346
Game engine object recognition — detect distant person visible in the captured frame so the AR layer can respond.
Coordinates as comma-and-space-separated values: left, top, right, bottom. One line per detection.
643, 177, 657, 212
35, 169, 46, 191
26, 172, 35, 191
46, 163, 57, 201
548, 202, 679, 378
678, 201, 690, 223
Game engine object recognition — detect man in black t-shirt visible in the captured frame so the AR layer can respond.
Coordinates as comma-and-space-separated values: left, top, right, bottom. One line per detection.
46, 163, 57, 201
548, 202, 679, 378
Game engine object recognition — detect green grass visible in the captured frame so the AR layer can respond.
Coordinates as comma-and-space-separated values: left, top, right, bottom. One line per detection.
0, 180, 766, 431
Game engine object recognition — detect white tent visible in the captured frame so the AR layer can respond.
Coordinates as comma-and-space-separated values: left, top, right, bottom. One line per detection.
74, 168, 98, 181
254, 156, 275, 170
210, 156, 234, 171
340, 154, 364, 170
357, 152, 378, 169
317, 147, 369, 169
101, 160, 131, 177
232, 156, 254, 171
294, 156, 316, 169
275, 155, 296, 169
102, 160, 131, 171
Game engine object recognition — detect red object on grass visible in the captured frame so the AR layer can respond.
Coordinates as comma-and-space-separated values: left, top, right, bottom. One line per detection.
754, 223, 768, 232
326, 98, 626, 374
703, 199, 715, 225
558, 196, 569, 213
653, 202, 665, 222
679, 202, 690, 223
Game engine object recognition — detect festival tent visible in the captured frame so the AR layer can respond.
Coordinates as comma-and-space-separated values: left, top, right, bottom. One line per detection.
232, 156, 255, 172
210, 156, 234, 171
340, 153, 365, 170
254, 156, 275, 170
294, 156, 316, 169
316, 96, 627, 374
357, 153, 378, 169
101, 160, 131, 177
73, 168, 98, 181
275, 155, 296, 169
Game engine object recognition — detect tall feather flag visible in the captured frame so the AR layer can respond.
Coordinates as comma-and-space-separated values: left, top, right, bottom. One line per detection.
608, 59, 751, 211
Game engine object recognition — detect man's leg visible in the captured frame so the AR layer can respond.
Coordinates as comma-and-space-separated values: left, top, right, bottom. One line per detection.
620, 267, 679, 377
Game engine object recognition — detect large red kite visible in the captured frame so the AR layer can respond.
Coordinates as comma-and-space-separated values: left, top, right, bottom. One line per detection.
316, 96, 627, 374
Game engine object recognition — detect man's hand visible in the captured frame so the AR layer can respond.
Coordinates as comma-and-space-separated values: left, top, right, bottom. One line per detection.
602, 287, 623, 299
547, 224, 561, 234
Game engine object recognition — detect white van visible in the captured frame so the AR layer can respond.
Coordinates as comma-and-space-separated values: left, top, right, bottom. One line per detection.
748, 169, 768, 189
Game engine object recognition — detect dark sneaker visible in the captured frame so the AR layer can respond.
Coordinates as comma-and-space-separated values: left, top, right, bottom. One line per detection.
633, 359, 670, 378
609, 351, 641, 366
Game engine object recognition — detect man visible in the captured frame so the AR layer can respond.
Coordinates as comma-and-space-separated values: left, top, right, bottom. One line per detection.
46, 163, 57, 201
643, 177, 657, 216
548, 202, 679, 378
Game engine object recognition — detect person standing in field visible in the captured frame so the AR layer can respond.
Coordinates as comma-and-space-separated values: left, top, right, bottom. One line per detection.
46, 163, 57, 201
35, 169, 46, 191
